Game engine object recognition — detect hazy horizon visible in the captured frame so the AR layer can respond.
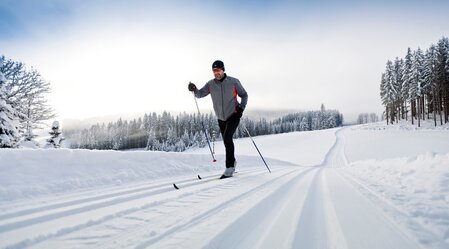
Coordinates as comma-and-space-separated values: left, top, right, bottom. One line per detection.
59, 107, 333, 130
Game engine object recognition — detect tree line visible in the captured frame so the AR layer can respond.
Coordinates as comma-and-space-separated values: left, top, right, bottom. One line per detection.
0, 55, 55, 148
1, 55, 343, 150
380, 37, 449, 127
66, 105, 343, 152
357, 113, 379, 124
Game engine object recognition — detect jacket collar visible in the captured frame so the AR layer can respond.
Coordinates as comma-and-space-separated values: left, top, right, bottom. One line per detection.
215, 73, 227, 83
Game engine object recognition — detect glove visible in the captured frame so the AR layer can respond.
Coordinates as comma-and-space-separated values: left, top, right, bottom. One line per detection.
235, 106, 244, 118
188, 82, 197, 92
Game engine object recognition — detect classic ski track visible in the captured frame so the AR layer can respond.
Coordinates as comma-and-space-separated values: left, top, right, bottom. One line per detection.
143, 127, 421, 249
199, 167, 346, 249
103, 168, 308, 249
336, 169, 449, 249
292, 167, 330, 248
326, 128, 430, 249
199, 167, 319, 249
0, 168, 262, 230
1, 167, 278, 248
0, 168, 260, 223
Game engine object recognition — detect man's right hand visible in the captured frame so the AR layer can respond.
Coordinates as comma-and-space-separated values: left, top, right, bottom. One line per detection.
188, 82, 197, 92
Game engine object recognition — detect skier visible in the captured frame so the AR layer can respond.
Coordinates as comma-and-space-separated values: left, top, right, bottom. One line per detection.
188, 60, 248, 178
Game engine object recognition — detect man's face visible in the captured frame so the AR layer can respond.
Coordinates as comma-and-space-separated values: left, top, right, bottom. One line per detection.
213, 68, 224, 80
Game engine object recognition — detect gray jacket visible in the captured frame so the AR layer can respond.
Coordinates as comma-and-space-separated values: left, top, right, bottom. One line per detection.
195, 75, 248, 121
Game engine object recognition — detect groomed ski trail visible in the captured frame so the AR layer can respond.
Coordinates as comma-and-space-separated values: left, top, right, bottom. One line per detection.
1, 128, 442, 248
148, 128, 423, 249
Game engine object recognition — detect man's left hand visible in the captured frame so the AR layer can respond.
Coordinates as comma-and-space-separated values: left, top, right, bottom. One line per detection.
236, 106, 244, 118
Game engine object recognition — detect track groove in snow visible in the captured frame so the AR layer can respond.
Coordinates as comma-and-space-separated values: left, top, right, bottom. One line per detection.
0, 168, 260, 225
0, 169, 260, 232
1, 124, 446, 248
204, 167, 317, 249
123, 168, 303, 249
336, 169, 449, 249
293, 168, 341, 249
0, 167, 280, 248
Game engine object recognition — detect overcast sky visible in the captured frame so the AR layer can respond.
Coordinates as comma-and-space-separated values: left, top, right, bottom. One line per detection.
1, 0, 449, 123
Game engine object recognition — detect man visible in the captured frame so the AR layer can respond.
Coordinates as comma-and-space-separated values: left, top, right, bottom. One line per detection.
188, 60, 248, 179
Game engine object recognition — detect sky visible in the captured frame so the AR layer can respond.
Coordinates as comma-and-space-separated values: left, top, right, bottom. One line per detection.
1, 0, 449, 124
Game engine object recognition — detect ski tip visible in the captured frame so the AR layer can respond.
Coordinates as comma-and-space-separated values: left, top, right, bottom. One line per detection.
198, 175, 202, 180
173, 183, 179, 190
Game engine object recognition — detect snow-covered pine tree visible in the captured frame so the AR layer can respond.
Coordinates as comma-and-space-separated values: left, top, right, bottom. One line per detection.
393, 58, 404, 120
380, 73, 389, 124
424, 44, 439, 126
299, 117, 309, 131
436, 37, 449, 123
0, 70, 21, 148
47, 121, 65, 148
166, 127, 177, 151
180, 130, 191, 148
409, 48, 425, 127
401, 48, 413, 121
383, 60, 398, 123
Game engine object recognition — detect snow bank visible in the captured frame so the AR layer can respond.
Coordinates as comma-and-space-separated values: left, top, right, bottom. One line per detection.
352, 120, 449, 131
0, 149, 292, 202
0, 128, 336, 202
344, 121, 449, 163
343, 152, 449, 244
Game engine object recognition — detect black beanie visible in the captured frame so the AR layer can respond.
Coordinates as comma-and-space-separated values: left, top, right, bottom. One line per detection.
212, 60, 225, 71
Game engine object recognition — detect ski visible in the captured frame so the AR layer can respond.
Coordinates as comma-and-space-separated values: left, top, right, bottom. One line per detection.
173, 174, 203, 190
173, 173, 235, 190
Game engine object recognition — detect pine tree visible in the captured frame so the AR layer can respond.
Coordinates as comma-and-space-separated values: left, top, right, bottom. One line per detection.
380, 73, 389, 124
401, 48, 413, 121
0, 71, 21, 148
436, 37, 449, 123
409, 48, 425, 127
47, 120, 65, 148
393, 58, 404, 120
424, 45, 439, 126
381, 37, 449, 127
384, 60, 398, 123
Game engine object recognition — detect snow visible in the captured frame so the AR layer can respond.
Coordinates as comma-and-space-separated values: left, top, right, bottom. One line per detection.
342, 152, 449, 245
0, 149, 293, 202
0, 121, 449, 248
344, 121, 449, 162
188, 128, 338, 166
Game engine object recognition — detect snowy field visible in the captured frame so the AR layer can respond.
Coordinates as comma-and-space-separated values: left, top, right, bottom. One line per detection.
0, 121, 448, 248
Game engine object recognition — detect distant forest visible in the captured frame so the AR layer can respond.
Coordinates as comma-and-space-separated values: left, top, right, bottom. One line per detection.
380, 37, 449, 127
65, 105, 343, 152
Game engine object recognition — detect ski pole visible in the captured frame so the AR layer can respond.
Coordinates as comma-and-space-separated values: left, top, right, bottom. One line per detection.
192, 91, 217, 162
241, 122, 271, 173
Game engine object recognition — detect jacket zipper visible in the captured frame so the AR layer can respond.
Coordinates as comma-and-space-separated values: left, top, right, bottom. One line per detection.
221, 82, 225, 119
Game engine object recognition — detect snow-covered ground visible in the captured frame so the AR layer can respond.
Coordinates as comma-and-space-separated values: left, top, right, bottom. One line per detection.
0, 121, 448, 248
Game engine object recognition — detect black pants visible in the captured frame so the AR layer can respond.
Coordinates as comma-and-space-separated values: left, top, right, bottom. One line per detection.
218, 114, 241, 168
